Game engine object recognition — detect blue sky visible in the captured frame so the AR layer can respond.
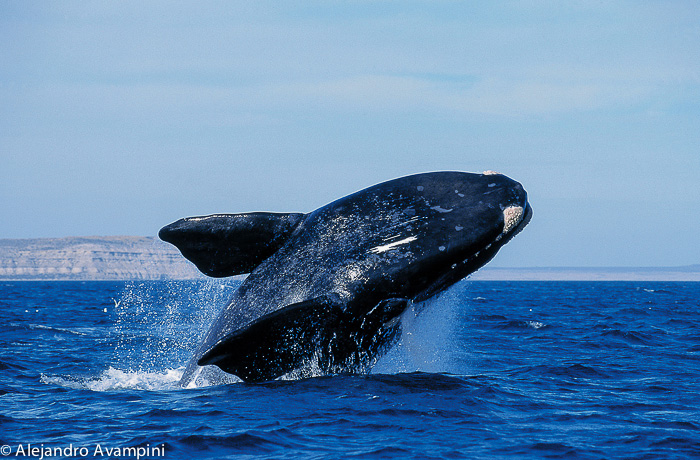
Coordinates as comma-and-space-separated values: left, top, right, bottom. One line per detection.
1, 1, 698, 267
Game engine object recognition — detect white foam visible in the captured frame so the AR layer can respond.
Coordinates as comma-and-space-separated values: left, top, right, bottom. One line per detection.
42, 367, 185, 392
502, 206, 524, 234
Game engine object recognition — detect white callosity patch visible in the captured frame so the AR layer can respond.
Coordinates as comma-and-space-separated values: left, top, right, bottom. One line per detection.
483, 170, 500, 176
502, 206, 524, 234
370, 236, 418, 254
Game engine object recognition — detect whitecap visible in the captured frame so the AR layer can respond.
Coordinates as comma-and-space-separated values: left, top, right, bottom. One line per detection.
41, 367, 184, 392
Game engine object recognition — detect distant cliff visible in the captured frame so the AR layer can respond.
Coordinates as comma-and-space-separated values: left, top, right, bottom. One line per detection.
1, 237, 698, 281
0, 236, 202, 280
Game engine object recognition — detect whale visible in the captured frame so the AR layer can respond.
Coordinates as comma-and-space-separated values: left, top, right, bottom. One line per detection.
159, 171, 532, 384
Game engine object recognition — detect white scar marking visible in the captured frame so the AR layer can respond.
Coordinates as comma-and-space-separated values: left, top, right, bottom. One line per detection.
430, 205, 453, 213
502, 206, 524, 234
370, 236, 417, 254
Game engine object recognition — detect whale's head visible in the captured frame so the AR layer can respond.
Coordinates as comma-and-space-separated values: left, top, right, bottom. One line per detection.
360, 170, 532, 301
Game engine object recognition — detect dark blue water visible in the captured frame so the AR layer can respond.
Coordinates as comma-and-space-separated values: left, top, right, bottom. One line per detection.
1, 280, 699, 459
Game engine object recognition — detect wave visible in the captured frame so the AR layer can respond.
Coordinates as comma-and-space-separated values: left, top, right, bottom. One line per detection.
641, 288, 675, 295
600, 328, 656, 345
496, 319, 548, 330
28, 323, 90, 336
508, 363, 610, 379
6, 323, 91, 336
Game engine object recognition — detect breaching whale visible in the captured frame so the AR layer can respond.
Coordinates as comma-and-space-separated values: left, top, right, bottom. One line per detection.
160, 171, 532, 385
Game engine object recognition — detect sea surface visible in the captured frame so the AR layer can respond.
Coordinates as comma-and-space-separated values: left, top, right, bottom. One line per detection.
1, 280, 699, 459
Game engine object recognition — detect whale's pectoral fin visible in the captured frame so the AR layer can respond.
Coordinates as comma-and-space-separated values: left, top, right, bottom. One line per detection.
197, 295, 345, 382
159, 212, 305, 277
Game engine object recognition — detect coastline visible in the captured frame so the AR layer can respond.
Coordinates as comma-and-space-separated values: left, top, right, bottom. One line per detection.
469, 266, 700, 282
0, 237, 698, 282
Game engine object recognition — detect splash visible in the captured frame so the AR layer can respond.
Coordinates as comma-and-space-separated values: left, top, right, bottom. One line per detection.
114, 279, 240, 367
183, 365, 241, 388
41, 279, 242, 391
93, 279, 243, 389
279, 350, 327, 381
372, 283, 466, 375
42, 367, 184, 391
53, 277, 470, 390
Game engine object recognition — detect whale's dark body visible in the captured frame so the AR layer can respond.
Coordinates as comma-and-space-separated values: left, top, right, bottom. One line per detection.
160, 171, 532, 385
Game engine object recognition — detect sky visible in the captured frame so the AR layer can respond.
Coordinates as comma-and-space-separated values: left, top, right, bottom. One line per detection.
1, 1, 698, 267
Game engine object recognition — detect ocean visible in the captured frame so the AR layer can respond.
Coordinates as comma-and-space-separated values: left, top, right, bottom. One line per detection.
1, 280, 698, 459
